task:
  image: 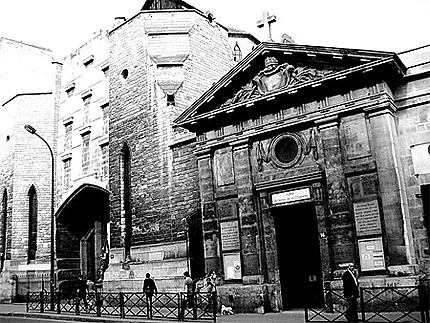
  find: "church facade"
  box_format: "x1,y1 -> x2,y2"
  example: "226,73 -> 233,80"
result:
1,0 -> 429,313
174,42 -> 430,311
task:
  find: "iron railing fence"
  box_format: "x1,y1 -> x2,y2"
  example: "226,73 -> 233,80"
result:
27,290 -> 217,322
305,280 -> 430,323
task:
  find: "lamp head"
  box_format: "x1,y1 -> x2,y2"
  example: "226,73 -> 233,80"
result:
24,124 -> 37,134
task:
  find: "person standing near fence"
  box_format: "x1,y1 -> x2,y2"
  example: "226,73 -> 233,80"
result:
142,273 -> 157,319
76,274 -> 89,312
342,263 -> 359,322
178,271 -> 196,321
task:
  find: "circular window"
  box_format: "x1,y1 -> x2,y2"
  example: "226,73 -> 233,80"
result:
121,69 -> 129,79
270,133 -> 302,168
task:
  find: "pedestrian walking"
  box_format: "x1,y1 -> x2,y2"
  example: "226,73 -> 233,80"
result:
342,263 -> 359,322
142,273 -> 157,319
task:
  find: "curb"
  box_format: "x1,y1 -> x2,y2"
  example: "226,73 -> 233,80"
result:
0,312 -> 155,323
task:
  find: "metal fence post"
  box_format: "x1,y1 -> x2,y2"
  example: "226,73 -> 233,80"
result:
26,292 -> 29,312
213,291 -> 217,322
119,292 -> 125,319
360,287 -> 365,323
56,292 -> 61,314
75,295 -> 80,315
96,291 -> 101,317
40,291 -> 44,313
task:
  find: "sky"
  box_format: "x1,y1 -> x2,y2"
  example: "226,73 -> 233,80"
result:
0,0 -> 429,57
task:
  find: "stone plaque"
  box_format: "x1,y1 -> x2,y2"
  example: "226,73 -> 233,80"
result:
214,147 -> 235,186
353,200 -> 382,236
342,114 -> 371,160
358,237 -> 386,271
271,188 -> 311,205
220,221 -> 240,251
411,143 -> 430,175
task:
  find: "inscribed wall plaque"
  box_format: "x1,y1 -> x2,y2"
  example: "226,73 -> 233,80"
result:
220,221 -> 240,251
353,200 -> 382,236
411,143 -> 430,175
213,147 -> 235,186
342,114 -> 371,160
271,188 -> 311,205
358,237 -> 386,271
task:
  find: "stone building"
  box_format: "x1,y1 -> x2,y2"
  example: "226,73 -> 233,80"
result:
54,29 -> 110,284
174,42 -> 430,311
105,0 -> 247,290
0,0 -> 259,302
0,38 -> 61,301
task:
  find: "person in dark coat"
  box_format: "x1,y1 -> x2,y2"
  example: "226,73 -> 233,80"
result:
142,273 -> 157,319
76,274 -> 88,311
342,263 -> 359,322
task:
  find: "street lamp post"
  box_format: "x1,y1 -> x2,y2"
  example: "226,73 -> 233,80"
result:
24,124 -> 55,310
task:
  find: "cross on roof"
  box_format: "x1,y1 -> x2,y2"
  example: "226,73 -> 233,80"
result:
257,12 -> 277,42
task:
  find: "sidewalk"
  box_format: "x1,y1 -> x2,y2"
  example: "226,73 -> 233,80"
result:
0,302 -> 305,322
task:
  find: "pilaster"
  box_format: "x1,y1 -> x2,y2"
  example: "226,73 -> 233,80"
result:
317,116 -> 356,268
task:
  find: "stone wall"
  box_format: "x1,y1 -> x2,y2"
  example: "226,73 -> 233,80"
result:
108,10 -> 233,257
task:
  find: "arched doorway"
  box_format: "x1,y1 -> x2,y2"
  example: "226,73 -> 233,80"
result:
55,184 -> 109,284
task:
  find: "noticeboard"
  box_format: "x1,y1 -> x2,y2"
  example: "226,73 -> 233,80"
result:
223,252 -> 242,280
358,237 -> 386,272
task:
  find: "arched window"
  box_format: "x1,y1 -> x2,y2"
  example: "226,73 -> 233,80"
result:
233,42 -> 242,62
1,189 -> 7,272
28,186 -> 38,262
121,144 -> 132,262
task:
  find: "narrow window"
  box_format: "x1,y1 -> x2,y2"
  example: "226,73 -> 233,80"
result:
1,190 -> 7,272
82,94 -> 92,125
82,133 -> 90,174
121,144 -> 132,262
64,123 -> 73,150
101,103 -> 109,135
28,186 -> 37,262
233,42 -> 242,62
63,159 -> 71,190
101,144 -> 109,181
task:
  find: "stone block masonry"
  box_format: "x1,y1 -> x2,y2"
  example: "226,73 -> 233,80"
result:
108,9 -> 234,256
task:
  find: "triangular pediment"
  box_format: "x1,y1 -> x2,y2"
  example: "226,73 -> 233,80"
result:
174,42 -> 405,129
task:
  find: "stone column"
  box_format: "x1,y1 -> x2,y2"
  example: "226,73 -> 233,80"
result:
317,116 -> 356,268
196,149 -> 221,273
366,107 -> 415,266
231,139 -> 262,282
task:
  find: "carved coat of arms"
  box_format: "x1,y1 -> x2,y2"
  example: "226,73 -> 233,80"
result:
222,56 -> 331,107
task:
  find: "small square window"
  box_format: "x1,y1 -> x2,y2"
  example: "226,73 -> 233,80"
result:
83,55 -> 94,68
101,65 -> 109,77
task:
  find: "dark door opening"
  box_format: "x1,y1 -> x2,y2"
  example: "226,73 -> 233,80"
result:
421,185 -> 430,247
187,211 -> 205,279
274,202 -> 324,309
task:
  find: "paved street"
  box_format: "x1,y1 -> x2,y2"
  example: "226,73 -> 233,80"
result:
0,303 -> 305,323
